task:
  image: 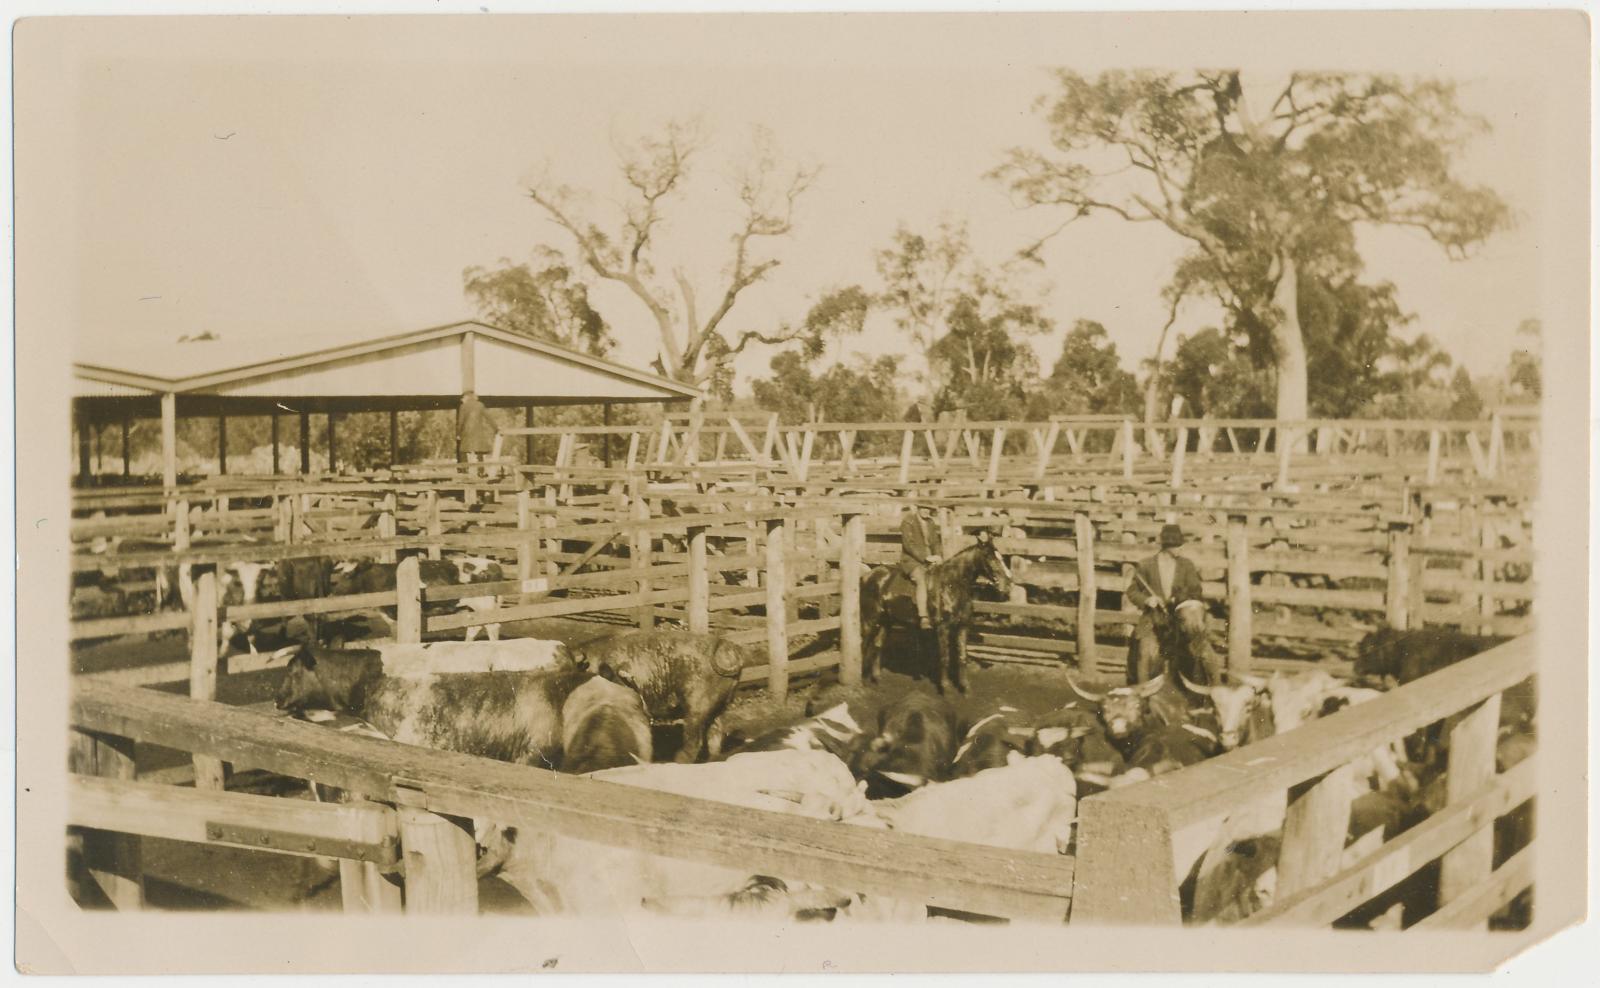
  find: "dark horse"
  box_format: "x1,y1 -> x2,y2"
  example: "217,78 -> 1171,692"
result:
860,529 -> 1013,695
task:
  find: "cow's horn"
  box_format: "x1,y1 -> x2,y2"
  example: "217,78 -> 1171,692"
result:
1180,672 -> 1213,697
876,770 -> 928,789
1138,674 -> 1167,698
269,645 -> 301,664
1064,674 -> 1105,704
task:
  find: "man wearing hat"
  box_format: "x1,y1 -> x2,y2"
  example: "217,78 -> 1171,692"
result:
899,501 -> 943,629
456,389 -> 497,477
1125,523 -> 1221,686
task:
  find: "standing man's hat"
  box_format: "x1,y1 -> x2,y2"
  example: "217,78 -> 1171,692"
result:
1159,524 -> 1185,548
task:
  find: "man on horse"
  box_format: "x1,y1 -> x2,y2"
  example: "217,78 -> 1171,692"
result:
899,501 -> 943,629
1126,524 -> 1222,687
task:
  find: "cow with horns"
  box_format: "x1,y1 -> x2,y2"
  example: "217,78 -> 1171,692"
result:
1065,674 -> 1171,746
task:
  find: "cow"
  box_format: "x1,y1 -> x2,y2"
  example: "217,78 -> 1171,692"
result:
1026,704 -> 1125,782
484,749 -> 876,917
1264,669 -> 1339,734
1180,673 -> 1274,751
1064,673 -> 1169,744
852,691 -> 960,797
724,702 -> 866,764
873,752 -> 1078,857
949,707 -> 1034,780
269,556 -> 335,644
446,554 -> 508,644
218,561 -> 274,654
560,676 -> 653,775
1126,722 -> 1220,777
569,630 -> 747,764
642,875 -> 853,922
804,683 -> 879,732
1353,628 -> 1511,687
272,642 -> 590,769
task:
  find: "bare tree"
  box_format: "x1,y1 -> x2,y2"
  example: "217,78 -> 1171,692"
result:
524,121 -> 820,393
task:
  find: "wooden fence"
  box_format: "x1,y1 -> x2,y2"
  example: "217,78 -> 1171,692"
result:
1071,633 -> 1537,928
68,677 -> 1076,919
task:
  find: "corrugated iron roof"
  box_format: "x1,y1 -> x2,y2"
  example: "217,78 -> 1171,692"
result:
72,320 -> 700,401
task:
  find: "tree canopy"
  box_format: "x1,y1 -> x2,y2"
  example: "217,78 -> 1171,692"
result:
993,71 -> 1510,423
463,246 -> 615,356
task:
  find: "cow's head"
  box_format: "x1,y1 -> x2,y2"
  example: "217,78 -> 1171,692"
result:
454,555 -> 504,584
272,644 -> 330,712
1264,670 -> 1336,734
1068,674 -> 1165,740
1182,672 -> 1268,750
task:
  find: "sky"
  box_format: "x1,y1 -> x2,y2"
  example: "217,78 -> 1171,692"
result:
19,12 -> 1573,397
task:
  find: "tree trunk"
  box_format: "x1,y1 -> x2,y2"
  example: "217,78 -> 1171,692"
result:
1272,252 -> 1309,450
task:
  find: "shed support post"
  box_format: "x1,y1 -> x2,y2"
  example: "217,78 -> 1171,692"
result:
121,414 -> 131,478
389,409 -> 399,467
327,413 -> 338,475
217,414 -> 228,475
77,409 -> 93,485
299,410 -> 311,474
524,405 -> 534,464
603,402 -> 613,468
270,412 -> 280,475
161,391 -> 178,490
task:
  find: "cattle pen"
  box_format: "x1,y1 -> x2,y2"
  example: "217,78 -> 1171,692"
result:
66,412 -> 1538,929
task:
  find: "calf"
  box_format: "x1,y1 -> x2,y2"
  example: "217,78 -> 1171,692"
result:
1026,704 -> 1123,780
1127,722 -> 1219,777
219,561 -> 274,654
560,676 -> 653,774
571,630 -> 747,764
270,557 -> 334,644
852,691 -> 960,797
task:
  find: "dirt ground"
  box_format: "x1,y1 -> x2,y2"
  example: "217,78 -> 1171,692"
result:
72,610 -> 1096,913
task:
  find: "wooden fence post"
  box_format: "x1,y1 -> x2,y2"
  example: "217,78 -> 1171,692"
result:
1277,764 -> 1356,900
1276,428 -> 1294,490
688,524 -> 709,635
765,517 -> 789,699
340,795 -> 404,914
1386,520 -> 1413,631
1121,420 -> 1136,480
1170,427 -> 1188,488
68,730 -> 144,910
838,513 -> 864,686
1487,413 -> 1504,478
1478,513 -> 1496,636
1437,694 -> 1502,928
189,571 -> 226,791
173,498 -> 191,550
1075,513 -> 1097,671
425,489 -> 442,560
1426,428 -> 1442,485
274,496 -> 292,543
897,429 -> 914,485
986,427 -> 1005,486
1226,514 -> 1252,676
397,808 -> 478,914
395,555 -> 423,644
632,491 -> 653,630
379,491 -> 397,563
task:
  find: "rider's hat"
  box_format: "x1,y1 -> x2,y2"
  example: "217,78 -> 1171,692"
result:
1159,524 -> 1185,548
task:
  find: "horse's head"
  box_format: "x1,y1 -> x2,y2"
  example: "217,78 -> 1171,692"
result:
970,529 -> 1013,598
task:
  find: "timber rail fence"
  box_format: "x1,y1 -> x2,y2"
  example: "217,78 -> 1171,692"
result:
1072,633 -> 1537,929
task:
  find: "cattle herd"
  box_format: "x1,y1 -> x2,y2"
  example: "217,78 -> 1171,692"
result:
257,574 -> 1530,925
